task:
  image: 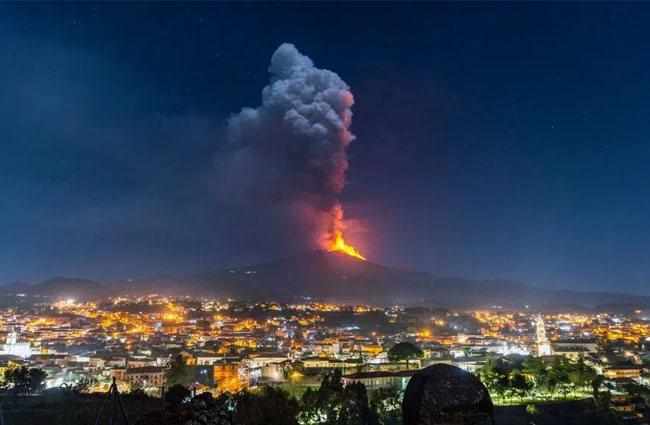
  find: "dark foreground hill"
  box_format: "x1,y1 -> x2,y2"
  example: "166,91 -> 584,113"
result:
2,250 -> 649,308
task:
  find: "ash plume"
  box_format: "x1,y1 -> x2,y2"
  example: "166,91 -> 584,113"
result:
215,43 -> 357,252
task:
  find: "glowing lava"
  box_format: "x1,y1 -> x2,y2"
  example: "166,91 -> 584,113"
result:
328,229 -> 366,260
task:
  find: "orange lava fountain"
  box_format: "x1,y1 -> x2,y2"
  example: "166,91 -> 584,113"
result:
328,229 -> 366,260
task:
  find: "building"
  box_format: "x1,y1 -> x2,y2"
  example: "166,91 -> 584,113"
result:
127,357 -> 155,368
603,365 -> 641,380
125,366 -> 164,388
1,332 -> 32,358
342,370 -> 416,391
551,339 -> 597,360
248,353 -> 288,368
195,353 -> 223,366
89,354 -> 127,369
452,356 -> 488,373
534,315 -> 552,357
214,361 -> 248,393
611,394 -> 635,414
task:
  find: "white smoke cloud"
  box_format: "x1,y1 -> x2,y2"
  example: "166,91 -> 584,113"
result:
215,43 -> 357,251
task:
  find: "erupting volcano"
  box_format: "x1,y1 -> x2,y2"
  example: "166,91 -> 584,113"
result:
323,205 -> 366,260
328,230 -> 366,260
221,43 -> 367,259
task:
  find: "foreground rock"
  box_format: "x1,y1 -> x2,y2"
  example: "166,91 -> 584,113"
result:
402,364 -> 494,425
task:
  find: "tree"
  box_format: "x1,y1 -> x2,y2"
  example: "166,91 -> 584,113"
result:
165,384 -> 191,404
234,387 -> 299,425
300,369 -> 344,425
337,381 -> 378,425
73,376 -> 98,393
164,354 -> 191,387
623,382 -> 650,399
509,370 -> 532,402
548,357 -> 572,399
522,355 -> 548,399
4,366 -> 47,395
591,375 -> 605,397
568,355 -> 596,397
522,355 -> 545,381
387,342 -> 423,369
27,368 -> 47,395
128,381 -> 146,397
596,338 -> 614,357
594,390 -> 612,415
370,388 -> 402,425
299,387 -> 323,425
5,366 -> 28,395
479,356 -> 510,402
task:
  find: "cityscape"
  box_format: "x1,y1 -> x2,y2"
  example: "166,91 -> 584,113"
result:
0,290 -> 649,423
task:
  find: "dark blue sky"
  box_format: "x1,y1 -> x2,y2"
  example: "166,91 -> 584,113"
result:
1,3 -> 649,294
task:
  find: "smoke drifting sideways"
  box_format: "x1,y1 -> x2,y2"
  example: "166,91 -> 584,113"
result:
214,43 -> 360,256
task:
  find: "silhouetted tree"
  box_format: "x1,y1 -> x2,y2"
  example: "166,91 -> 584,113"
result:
509,370 -> 532,401
234,387 -> 299,425
73,376 -> 98,393
4,366 -> 47,395
568,355 -> 596,396
164,354 -> 191,387
166,384 -> 191,404
479,356 -> 510,402
369,387 -> 402,425
337,381 -> 378,425
387,342 -> 423,369
591,375 -> 605,397
548,357 -> 572,399
300,369 -> 344,425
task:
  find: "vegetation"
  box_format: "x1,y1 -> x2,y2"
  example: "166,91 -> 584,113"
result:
3,366 -> 47,395
370,388 -> 402,425
525,403 -> 539,416
166,384 -> 191,404
72,376 -> 98,393
0,365 -> 632,425
233,387 -> 300,425
298,369 -> 402,425
164,353 -> 192,387
479,354 -> 599,404
387,342 -> 424,369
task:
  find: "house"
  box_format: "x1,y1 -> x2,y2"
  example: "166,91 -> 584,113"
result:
452,356 -> 488,373
342,370 -> 417,391
248,352 -> 288,368
214,361 -> 248,393
125,366 -> 164,388
603,365 -> 642,380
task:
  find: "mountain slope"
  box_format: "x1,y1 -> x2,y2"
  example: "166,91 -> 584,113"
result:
190,250 -> 650,307
2,250 -> 648,308
0,277 -> 101,300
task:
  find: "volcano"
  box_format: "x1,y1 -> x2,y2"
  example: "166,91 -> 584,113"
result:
188,250 -> 536,305
188,250 -> 650,308
192,250 -> 390,301
3,250 -> 650,308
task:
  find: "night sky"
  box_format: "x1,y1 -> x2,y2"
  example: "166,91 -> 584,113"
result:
1,3 -> 649,294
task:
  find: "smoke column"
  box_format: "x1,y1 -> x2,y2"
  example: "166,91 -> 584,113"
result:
217,43 -> 361,254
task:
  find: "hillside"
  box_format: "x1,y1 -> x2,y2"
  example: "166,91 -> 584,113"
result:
189,250 -> 650,307
2,250 -> 648,308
